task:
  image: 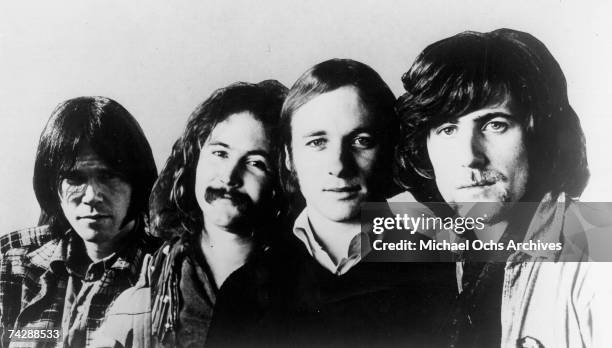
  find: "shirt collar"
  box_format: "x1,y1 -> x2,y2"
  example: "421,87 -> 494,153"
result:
27,233 -> 67,272
27,221 -> 146,280
506,192 -> 580,262
292,209 -> 369,275
444,192 -> 571,262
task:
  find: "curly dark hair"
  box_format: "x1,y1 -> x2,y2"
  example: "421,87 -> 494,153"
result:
396,28 -> 589,202
150,80 -> 288,240
34,96 -> 158,235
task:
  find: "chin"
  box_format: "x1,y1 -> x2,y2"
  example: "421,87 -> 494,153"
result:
451,201 -> 513,225
74,230 -> 105,244
321,205 -> 360,223
448,186 -> 510,202
208,215 -> 237,227
210,211 -> 256,229
72,224 -> 98,237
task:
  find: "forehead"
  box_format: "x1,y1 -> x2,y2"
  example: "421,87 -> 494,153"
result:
291,86 -> 376,136
435,94 -> 515,125
204,111 -> 271,151
71,143 -> 110,171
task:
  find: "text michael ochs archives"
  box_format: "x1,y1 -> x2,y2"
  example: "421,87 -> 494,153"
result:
370,214 -> 562,252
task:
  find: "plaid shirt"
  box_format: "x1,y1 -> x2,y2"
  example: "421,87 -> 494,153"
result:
0,223 -> 159,348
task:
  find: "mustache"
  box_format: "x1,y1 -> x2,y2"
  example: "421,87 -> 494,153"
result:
459,170 -> 507,188
204,187 -> 252,210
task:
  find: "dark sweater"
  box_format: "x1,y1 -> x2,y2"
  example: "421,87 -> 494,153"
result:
207,233 -> 456,348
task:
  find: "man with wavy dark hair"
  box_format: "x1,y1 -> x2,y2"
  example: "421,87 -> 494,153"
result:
97,80 -> 287,348
0,97 -> 159,348
395,29 -> 610,347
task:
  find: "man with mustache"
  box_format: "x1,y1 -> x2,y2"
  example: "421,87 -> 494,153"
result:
395,29 -> 611,347
96,81 -> 287,348
207,59 -> 455,347
0,97 -> 159,348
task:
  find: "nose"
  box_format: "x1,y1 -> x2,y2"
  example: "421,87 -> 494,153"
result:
218,159 -> 243,187
327,141 -> 356,178
456,128 -> 488,169
81,180 -> 103,205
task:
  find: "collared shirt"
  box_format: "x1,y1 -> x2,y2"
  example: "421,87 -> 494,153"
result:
0,223 -> 157,348
96,231 -> 259,348
453,193 -> 612,348
61,236 -> 126,348
293,209 -> 373,275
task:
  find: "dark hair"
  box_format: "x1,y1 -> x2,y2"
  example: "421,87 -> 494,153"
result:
34,96 -> 158,234
396,28 -> 589,201
150,80 -> 288,239
280,58 -> 399,214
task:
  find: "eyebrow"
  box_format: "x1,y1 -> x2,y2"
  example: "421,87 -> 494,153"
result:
300,131 -> 327,138
300,126 -> 376,139
347,126 -> 376,136
206,141 -> 230,148
245,150 -> 272,161
69,161 -> 112,171
474,112 -> 514,122
442,111 -> 514,125
61,166 -> 119,179
206,141 -> 271,160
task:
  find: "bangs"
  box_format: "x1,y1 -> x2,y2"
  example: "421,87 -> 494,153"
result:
402,31 -> 528,128
435,78 -> 510,125
411,62 -> 513,128
55,115 -> 132,180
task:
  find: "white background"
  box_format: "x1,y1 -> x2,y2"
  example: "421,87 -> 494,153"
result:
1,0 -> 610,233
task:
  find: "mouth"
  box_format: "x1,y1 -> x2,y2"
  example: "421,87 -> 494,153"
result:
324,185 -> 361,193
77,214 -> 111,220
458,182 -> 497,189
323,185 -> 362,200
213,192 -> 244,204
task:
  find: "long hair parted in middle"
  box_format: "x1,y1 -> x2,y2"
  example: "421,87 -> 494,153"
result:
150,80 -> 288,240
34,96 -> 157,235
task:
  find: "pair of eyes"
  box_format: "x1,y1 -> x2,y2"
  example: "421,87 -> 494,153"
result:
304,134 -> 375,149
433,119 -> 512,137
62,171 -> 125,186
209,150 -> 269,172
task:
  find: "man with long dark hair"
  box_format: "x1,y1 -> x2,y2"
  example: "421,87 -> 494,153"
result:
395,29 -> 611,347
0,97 -> 159,348
97,80 -> 287,348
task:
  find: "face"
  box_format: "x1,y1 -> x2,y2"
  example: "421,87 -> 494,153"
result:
288,86 -> 383,223
426,95 -> 529,220
195,112 -> 273,231
59,144 -> 133,246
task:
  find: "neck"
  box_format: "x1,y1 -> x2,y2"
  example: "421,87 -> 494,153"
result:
307,208 -> 361,264
200,222 -> 254,288
83,220 -> 134,262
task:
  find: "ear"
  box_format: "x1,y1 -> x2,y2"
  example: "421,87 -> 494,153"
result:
284,146 -> 292,171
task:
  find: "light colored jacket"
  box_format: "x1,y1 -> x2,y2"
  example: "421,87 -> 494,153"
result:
500,193 -> 612,348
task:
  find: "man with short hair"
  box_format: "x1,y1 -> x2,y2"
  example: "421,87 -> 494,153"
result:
0,97 -> 159,348
395,28 -> 612,347
97,80 -> 287,348
208,59 -> 455,347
